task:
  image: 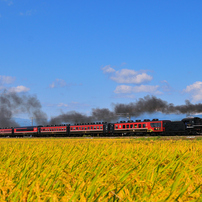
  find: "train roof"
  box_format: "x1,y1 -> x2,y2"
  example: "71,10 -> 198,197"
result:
117,119 -> 170,123
182,117 -> 201,121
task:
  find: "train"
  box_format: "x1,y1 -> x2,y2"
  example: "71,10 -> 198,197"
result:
0,117 -> 202,137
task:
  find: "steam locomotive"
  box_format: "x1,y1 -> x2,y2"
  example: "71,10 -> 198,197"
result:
0,117 -> 202,137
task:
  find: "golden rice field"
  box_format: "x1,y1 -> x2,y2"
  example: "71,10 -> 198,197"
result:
0,138 -> 202,201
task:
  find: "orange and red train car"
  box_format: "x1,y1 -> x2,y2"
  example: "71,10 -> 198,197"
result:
0,117 -> 201,137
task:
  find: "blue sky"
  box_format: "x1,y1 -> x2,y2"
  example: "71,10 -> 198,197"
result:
1,0 -> 202,121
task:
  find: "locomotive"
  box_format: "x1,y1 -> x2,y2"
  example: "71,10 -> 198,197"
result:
0,117 -> 202,137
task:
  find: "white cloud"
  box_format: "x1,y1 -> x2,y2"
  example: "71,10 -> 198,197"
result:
0,75 -> 15,84
56,101 -> 89,109
184,81 -> 202,102
8,86 -> 30,93
114,85 -> 160,94
160,80 -> 172,92
19,9 -> 36,16
102,65 -> 116,73
111,70 -> 152,84
102,65 -> 152,84
49,79 -> 67,88
58,103 -> 68,107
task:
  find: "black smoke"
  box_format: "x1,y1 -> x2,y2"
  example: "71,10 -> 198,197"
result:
0,90 -> 47,127
49,108 -> 117,125
49,95 -> 202,125
114,95 -> 202,116
1,92 -> 202,127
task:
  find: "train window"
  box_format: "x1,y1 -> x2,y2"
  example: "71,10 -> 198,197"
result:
76,127 -> 78,130
97,126 -> 99,129
82,127 -> 83,130
134,124 -> 137,128
115,125 -> 118,129
88,127 -> 90,130
57,128 -> 58,131
91,126 -> 93,129
143,124 -> 146,128
100,126 -> 103,129
150,123 -> 161,127
79,127 -> 81,130
94,126 -> 96,129
138,124 -> 141,128
73,127 -> 75,130
127,125 -> 129,128
119,125 -> 121,128
48,128 -> 49,131
130,125 -> 133,128
123,125 -> 125,128
85,127 -> 87,130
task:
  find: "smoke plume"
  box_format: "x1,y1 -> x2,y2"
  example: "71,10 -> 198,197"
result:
1,91 -> 202,127
49,95 -> 202,124
0,90 -> 47,127
114,95 -> 202,116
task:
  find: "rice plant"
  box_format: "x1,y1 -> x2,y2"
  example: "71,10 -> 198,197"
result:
0,138 -> 201,201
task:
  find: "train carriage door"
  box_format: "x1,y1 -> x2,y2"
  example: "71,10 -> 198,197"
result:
66,125 -> 70,136
108,123 -> 114,135
103,123 -> 107,135
38,127 -> 41,135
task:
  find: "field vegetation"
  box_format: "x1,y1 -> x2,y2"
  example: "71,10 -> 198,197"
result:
0,137 -> 202,201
